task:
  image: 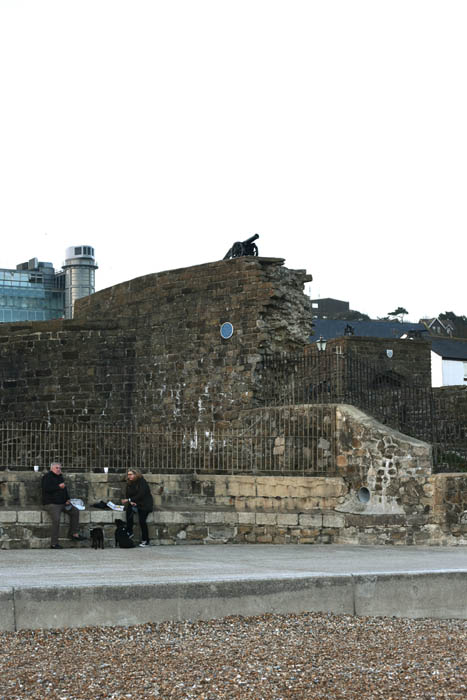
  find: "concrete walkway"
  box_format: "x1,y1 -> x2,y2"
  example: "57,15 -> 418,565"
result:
2,544 -> 467,631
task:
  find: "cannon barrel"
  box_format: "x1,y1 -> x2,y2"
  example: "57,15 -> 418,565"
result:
243,233 -> 259,245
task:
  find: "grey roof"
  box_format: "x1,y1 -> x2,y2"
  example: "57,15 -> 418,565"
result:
430,338 -> 467,360
310,319 -> 428,341
309,320 -> 467,360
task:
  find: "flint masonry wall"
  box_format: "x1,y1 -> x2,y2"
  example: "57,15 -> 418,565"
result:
0,257 -> 312,425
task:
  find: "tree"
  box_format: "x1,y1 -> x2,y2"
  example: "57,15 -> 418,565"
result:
388,307 -> 408,323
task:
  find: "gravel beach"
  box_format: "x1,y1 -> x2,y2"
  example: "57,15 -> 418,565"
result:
1,612 -> 466,699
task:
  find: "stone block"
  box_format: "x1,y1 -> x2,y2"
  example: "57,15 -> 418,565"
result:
277,514 -> 299,527
18,511 -> 41,524
226,477 -> 256,498
180,511 -> 205,524
0,511 -> 17,523
160,511 -> 197,524
257,534 -> 273,543
238,512 -> 255,525
322,513 -> 346,528
215,497 -> 234,509
299,514 -> 322,527
255,477 -> 284,498
186,526 -> 208,540
212,478 -> 228,497
272,535 -> 287,544
256,513 -> 276,525
88,511 -> 115,523
223,512 -> 239,524
205,526 -> 237,542
204,512 -> 225,524
244,532 -> 257,543
29,538 -> 49,549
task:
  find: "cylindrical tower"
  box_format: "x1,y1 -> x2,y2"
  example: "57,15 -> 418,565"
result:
62,245 -> 98,319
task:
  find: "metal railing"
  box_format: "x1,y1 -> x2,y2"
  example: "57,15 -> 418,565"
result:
0,406 -> 338,476
258,349 -> 467,471
1,351 -> 465,474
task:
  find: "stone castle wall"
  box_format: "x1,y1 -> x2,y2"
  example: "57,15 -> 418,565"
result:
0,257 -> 312,425
0,320 -> 137,423
1,256 -> 467,548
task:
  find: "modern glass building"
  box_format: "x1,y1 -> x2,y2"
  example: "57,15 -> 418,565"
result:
0,246 -> 97,322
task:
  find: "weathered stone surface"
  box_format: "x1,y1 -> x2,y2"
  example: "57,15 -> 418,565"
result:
256,513 -> 277,525
277,514 -> 299,526
334,405 -> 433,518
238,512 -> 255,525
0,258 -> 313,426
17,511 -> 41,524
322,513 -> 345,528
1,402 -> 466,548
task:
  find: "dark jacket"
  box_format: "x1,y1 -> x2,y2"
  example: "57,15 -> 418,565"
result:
42,470 -> 69,505
125,476 -> 153,512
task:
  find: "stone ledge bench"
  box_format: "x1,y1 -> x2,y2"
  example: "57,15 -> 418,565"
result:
2,506 -> 455,548
0,506 -> 340,549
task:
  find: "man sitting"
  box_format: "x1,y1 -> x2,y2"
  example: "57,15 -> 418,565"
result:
42,462 -> 86,549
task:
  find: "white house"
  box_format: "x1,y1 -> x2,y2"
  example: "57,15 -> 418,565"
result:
431,339 -> 467,387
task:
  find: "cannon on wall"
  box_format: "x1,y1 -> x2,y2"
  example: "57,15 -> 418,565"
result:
223,234 -> 259,260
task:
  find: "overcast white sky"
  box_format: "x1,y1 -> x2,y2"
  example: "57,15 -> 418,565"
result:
0,1 -> 465,322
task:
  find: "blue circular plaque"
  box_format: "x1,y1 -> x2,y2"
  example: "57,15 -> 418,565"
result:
220,322 -> 234,339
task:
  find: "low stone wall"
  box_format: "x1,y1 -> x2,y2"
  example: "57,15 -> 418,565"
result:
0,506 -> 340,549
2,470 -> 467,548
1,405 -> 466,548
0,471 -> 346,512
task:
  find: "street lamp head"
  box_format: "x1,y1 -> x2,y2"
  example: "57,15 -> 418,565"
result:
316,336 -> 327,352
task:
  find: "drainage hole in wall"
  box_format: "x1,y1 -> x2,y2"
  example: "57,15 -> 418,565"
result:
358,487 -> 371,503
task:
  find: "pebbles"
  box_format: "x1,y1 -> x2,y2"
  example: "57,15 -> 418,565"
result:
1,612 -> 466,699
